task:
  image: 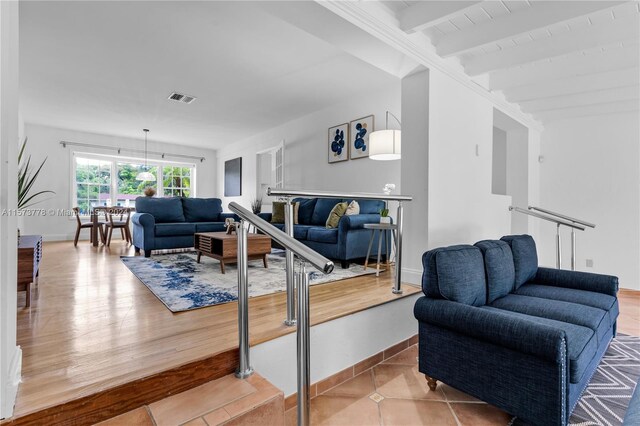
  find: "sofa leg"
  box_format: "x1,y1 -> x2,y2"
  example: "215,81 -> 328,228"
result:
341,260 -> 349,269
144,250 -> 151,258
425,375 -> 438,391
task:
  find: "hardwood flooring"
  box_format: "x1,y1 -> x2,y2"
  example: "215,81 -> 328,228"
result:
9,240 -> 420,422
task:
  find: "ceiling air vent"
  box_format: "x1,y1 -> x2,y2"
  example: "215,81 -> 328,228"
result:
168,92 -> 196,104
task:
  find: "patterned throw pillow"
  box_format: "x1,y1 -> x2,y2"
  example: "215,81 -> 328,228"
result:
345,200 -> 360,216
325,202 -> 348,229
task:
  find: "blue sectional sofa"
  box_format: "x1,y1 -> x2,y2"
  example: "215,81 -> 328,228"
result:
414,234 -> 619,426
132,197 -> 235,257
261,197 -> 389,268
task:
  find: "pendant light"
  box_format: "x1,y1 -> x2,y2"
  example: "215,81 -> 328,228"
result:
136,128 -> 156,181
369,111 -> 401,161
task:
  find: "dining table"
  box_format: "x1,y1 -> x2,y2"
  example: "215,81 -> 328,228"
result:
91,206 -> 136,247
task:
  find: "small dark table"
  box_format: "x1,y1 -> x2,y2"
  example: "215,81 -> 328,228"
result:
194,232 -> 271,274
18,235 -> 42,307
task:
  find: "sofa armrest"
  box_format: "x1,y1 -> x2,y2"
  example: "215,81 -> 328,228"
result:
534,267 -> 618,297
414,297 -> 567,363
258,213 -> 272,223
219,212 -> 239,222
338,214 -> 382,232
132,212 -> 155,228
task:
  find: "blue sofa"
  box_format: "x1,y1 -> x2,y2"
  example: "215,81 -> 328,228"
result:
132,197 -> 236,257
414,234 -> 619,426
262,198 -> 389,268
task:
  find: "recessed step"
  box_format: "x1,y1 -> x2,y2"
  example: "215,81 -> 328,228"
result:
97,373 -> 283,426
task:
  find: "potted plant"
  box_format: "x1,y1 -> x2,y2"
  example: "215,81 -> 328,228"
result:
251,197 -> 262,215
379,208 -> 390,224
18,138 -> 55,240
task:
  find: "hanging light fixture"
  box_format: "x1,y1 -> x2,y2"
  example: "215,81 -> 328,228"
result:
136,128 -> 156,181
369,111 -> 401,161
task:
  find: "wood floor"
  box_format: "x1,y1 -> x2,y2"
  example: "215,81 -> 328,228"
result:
10,240 -> 420,422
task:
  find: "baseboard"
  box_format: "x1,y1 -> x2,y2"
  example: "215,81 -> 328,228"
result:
39,234 -> 73,242
0,346 -> 22,420
402,267 -> 422,285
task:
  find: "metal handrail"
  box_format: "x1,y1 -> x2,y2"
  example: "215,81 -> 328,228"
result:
528,206 -> 596,228
267,187 -> 413,201
229,202 -> 334,273
510,207 -> 585,231
228,202 -> 333,426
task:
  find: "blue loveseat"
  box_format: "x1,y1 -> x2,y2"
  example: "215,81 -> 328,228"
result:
132,197 -> 236,257
262,197 -> 389,268
414,234 -> 619,426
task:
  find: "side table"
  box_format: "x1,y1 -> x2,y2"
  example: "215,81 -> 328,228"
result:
18,235 -> 43,307
363,223 -> 397,277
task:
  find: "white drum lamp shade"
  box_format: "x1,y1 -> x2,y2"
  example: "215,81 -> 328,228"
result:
369,129 -> 401,161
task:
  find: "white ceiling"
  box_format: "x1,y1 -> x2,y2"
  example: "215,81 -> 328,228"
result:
19,1 -> 398,149
380,0 -> 640,123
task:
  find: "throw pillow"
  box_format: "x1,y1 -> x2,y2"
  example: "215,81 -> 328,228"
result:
326,202 -> 348,229
271,202 -> 285,223
271,201 -> 300,224
345,200 -> 360,216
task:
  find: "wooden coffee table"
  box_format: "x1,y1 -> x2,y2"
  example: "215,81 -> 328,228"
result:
194,232 -> 271,274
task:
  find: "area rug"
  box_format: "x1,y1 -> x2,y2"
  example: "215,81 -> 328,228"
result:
568,334 -> 640,426
121,251 -> 383,312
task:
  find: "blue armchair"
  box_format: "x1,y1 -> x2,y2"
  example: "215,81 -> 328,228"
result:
414,235 -> 619,426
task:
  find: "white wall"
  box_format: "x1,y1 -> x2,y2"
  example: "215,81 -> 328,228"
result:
506,128 -> 529,234
1,1 -> 21,418
427,69 -> 512,250
492,127 -> 507,196
539,113 -> 640,289
215,84 -> 401,211
20,124 -> 217,240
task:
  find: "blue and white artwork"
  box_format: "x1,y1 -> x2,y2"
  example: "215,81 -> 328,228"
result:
328,123 -> 349,163
349,115 -> 374,159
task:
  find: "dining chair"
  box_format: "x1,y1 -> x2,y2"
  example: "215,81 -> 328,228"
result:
73,207 -> 105,246
104,208 -> 132,246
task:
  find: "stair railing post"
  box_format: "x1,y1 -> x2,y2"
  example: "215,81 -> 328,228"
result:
571,228 -> 576,271
235,220 -> 253,379
393,202 -> 403,294
296,260 -> 311,426
284,198 -> 296,326
556,223 -> 562,270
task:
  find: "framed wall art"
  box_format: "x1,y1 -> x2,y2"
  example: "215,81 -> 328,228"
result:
349,115 -> 374,160
328,123 -> 349,163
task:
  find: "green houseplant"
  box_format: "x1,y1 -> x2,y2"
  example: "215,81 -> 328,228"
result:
379,208 -> 390,224
18,138 -> 55,209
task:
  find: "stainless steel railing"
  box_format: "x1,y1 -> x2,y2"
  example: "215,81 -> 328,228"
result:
267,188 -> 413,326
228,202 -> 333,426
510,206 -> 595,270
528,206 -> 595,271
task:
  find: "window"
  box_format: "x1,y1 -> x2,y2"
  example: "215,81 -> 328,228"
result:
72,153 -> 196,213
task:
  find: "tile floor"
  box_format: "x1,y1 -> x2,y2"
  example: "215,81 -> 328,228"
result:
285,345 -> 513,426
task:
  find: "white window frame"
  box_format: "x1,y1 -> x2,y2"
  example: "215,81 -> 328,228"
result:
71,151 -> 197,215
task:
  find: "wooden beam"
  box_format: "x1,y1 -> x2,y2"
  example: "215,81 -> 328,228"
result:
533,99 -> 639,122
464,14 -> 640,75
503,68 -> 640,102
398,1 -> 482,34
438,1 -> 624,57
520,85 -> 640,113
489,45 -> 639,90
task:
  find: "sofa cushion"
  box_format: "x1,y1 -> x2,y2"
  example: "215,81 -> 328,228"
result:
136,197 -> 185,223
195,222 -> 226,233
311,198 -> 343,226
326,202 -> 348,229
515,283 -> 619,329
181,198 -> 222,222
347,199 -> 385,215
271,201 -> 286,223
500,234 -> 538,289
155,222 -> 196,237
481,306 -> 598,384
474,240 -> 516,303
307,227 -> 338,244
490,294 -> 611,346
422,245 -> 486,307
293,198 -> 317,225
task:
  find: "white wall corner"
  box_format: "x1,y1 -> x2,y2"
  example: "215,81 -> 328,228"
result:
402,267 -> 423,286
1,346 -> 22,420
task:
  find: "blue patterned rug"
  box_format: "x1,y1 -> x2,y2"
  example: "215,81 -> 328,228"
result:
121,251 -> 382,312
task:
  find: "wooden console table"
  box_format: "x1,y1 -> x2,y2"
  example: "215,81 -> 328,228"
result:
18,235 -> 42,307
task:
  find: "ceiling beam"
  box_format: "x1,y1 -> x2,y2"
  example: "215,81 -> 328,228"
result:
533,99 -> 639,122
398,1 -> 482,34
464,14 -> 640,76
503,68 -> 640,102
489,46 -> 639,90
520,86 -> 639,113
438,1 -> 624,57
